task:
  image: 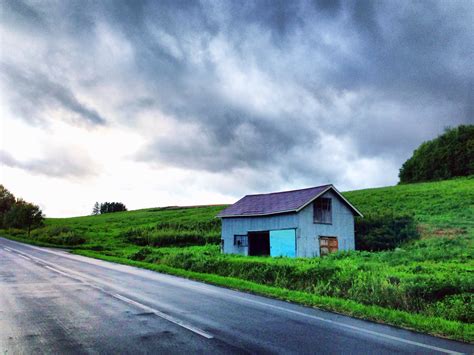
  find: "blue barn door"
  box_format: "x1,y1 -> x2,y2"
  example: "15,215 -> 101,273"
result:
270,229 -> 296,257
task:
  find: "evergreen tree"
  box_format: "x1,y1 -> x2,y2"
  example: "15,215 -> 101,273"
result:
92,202 -> 100,215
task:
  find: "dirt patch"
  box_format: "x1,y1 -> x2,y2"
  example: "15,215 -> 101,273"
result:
418,224 -> 467,239
432,228 -> 467,236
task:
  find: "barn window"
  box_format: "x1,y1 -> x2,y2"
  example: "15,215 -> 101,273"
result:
313,198 -> 332,224
234,235 -> 248,247
319,236 -> 338,256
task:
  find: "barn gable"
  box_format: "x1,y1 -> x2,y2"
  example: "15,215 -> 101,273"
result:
218,185 -> 362,218
218,184 -> 362,258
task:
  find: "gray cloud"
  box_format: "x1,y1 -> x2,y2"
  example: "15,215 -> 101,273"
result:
1,0 -> 472,191
131,1 -> 472,181
0,65 -> 106,126
0,0 -> 48,32
137,112 -> 310,173
0,150 -> 98,179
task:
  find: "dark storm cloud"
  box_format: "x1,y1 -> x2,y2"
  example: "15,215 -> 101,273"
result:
137,111 -> 310,172
130,0 -> 472,177
1,0 -> 472,187
0,0 -> 47,31
0,0 -> 104,126
0,65 -> 106,125
0,151 -> 97,178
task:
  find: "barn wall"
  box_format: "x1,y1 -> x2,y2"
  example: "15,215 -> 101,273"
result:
221,213 -> 298,255
221,189 -> 356,257
297,190 -> 355,257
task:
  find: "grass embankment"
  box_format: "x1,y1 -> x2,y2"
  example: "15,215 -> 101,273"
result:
345,177 -> 473,230
2,177 -> 473,342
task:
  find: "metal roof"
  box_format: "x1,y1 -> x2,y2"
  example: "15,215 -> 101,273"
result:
217,184 -> 363,218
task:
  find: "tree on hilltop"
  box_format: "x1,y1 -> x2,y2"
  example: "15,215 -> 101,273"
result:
97,202 -> 127,214
399,125 -> 474,183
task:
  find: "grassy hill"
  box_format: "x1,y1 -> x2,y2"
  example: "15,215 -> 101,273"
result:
44,205 -> 226,250
2,177 -> 473,342
23,175 -> 473,248
345,177 -> 473,230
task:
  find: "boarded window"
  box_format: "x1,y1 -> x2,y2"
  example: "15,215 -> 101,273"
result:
319,236 -> 338,256
313,198 -> 332,224
234,235 -> 248,247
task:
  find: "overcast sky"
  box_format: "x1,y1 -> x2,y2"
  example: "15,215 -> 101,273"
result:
0,0 -> 472,217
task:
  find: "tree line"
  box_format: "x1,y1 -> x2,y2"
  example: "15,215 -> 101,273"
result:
0,185 -> 44,236
92,201 -> 127,215
399,124 -> 473,184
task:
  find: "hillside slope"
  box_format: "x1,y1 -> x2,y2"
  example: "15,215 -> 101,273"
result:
44,204 -> 226,249
6,177 -> 471,249
44,176 -> 473,242
344,176 -> 474,230
2,177 -> 473,342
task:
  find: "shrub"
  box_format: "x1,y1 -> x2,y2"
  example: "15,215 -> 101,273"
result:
5,228 -> 26,237
30,226 -> 86,246
56,231 -> 86,246
121,227 -> 220,247
130,247 -> 154,261
355,214 -> 419,251
87,245 -> 107,251
155,220 -> 220,232
426,294 -> 474,323
47,226 -> 72,236
131,242 -> 471,323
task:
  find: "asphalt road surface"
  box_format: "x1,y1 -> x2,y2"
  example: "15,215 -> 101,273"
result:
0,237 -> 472,354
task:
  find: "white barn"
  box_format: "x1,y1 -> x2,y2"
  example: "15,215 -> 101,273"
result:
217,184 -> 363,258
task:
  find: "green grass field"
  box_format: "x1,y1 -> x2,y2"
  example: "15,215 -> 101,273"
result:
2,177 -> 473,342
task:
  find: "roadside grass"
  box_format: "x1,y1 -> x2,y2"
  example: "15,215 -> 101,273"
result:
73,236 -> 473,327
1,177 -> 473,342
73,249 -> 474,343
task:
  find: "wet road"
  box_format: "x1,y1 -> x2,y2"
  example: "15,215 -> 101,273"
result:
0,237 -> 472,354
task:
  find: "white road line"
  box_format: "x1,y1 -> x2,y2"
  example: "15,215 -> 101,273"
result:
43,265 -> 114,295
1,241 -> 463,353
44,265 -> 78,279
112,293 -> 214,339
4,247 -> 12,252
145,282 -> 466,354
214,293 -> 463,354
0,282 -> 83,288
17,254 -> 31,261
6,245 -> 214,340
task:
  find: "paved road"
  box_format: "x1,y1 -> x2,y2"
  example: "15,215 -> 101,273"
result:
0,237 -> 472,354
